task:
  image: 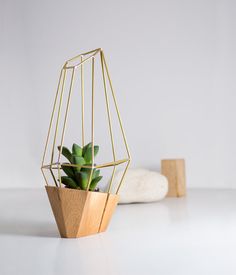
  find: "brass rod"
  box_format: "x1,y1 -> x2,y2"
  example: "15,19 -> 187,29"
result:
42,158 -> 129,170
64,50 -> 100,69
50,68 -> 67,165
115,160 -> 130,194
41,167 -> 49,185
100,51 -> 116,162
94,158 -> 129,168
41,163 -> 59,169
49,167 -> 58,187
58,68 -> 76,186
80,55 -> 85,147
86,57 -> 95,191
103,53 -> 131,160
98,194 -> 110,232
107,166 -> 116,193
57,164 -> 62,188
41,69 -> 63,169
67,48 -> 101,63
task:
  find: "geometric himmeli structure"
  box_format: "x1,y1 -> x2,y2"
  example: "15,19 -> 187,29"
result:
41,48 -> 131,237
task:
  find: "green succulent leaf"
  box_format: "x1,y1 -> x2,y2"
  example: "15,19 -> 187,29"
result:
81,164 -> 92,173
72,155 -> 86,172
80,166 -> 99,180
84,145 -> 99,163
61,176 -> 78,189
58,142 -> 102,191
61,163 -> 75,178
84,147 -> 92,163
89,176 -> 103,191
58,146 -> 72,163
92,169 -> 100,179
75,171 -> 88,190
72,143 -> 82,157
82,142 -> 91,157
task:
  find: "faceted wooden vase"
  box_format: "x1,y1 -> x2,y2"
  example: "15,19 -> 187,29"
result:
45,186 -> 119,238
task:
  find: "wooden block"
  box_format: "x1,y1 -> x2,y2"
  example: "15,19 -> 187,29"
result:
161,159 -> 186,197
45,186 -> 118,238
99,193 -> 119,233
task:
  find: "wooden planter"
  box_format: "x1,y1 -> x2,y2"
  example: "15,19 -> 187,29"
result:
45,186 -> 119,238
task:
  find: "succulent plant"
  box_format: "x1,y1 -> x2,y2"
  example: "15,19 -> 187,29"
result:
57,142 -> 102,191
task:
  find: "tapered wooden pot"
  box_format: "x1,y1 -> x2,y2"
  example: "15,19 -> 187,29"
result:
45,186 -> 119,238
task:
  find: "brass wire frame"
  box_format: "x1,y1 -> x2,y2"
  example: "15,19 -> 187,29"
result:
41,48 -> 131,194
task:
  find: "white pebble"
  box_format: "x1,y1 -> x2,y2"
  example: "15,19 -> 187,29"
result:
111,168 -> 168,203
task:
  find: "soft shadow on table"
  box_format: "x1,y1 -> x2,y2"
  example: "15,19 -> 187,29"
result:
0,219 -> 59,238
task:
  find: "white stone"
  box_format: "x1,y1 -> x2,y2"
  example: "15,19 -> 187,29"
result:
111,168 -> 168,203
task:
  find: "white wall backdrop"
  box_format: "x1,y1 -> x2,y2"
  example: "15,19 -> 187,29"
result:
1,0 -> 236,188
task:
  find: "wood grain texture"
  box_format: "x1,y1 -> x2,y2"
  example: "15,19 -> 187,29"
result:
99,194 -> 119,232
45,186 -> 118,238
161,159 -> 186,197
77,191 -> 107,237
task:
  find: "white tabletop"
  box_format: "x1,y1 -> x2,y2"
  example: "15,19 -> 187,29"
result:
0,188 -> 235,275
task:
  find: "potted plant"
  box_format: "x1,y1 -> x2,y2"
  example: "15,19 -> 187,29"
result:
41,48 -> 131,238
45,142 -> 119,238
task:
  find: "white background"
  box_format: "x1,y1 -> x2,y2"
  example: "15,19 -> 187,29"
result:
1,0 -> 236,188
